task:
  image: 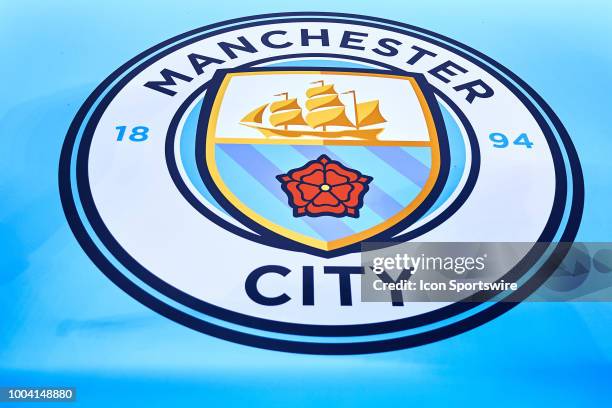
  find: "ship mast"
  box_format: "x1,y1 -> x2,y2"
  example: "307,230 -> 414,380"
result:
342,90 -> 359,130
310,80 -> 326,131
274,92 -> 289,130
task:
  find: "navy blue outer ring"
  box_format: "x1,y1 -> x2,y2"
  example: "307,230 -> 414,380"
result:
59,12 -> 584,354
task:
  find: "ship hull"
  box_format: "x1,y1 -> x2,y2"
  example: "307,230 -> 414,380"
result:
241,123 -> 383,140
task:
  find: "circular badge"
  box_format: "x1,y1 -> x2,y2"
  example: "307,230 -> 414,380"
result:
60,13 -> 583,354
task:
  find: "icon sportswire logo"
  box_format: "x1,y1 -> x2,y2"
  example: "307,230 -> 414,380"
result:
60,13 -> 583,354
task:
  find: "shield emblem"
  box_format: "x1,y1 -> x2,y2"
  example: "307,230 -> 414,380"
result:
198,67 -> 447,254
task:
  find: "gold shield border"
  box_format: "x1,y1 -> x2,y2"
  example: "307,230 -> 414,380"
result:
204,70 -> 441,251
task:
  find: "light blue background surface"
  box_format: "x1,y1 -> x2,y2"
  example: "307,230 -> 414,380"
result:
1,1 -> 611,406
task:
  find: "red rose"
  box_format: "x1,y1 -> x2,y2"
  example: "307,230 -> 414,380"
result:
277,155 -> 372,218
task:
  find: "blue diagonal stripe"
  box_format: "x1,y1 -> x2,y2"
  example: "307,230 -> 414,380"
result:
368,147 -> 431,188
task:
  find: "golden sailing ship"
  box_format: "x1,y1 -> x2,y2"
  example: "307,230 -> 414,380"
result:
240,80 -> 387,140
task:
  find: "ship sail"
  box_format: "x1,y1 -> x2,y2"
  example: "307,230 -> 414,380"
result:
306,84 -> 337,98
306,107 -> 354,128
241,95 -> 307,128
305,81 -> 355,129
305,94 -> 343,111
269,98 -> 300,113
269,109 -> 307,127
241,103 -> 268,124
355,100 -> 386,128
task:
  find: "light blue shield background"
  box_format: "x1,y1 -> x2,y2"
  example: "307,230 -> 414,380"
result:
1,1 -> 611,406
216,144 -> 434,241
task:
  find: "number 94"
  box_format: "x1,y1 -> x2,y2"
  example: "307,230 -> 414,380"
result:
489,132 -> 533,149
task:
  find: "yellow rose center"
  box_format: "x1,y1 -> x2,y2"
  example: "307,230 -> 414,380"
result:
320,184 -> 331,191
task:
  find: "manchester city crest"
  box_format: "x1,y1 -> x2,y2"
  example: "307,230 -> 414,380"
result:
60,13 -> 582,353
198,67 -> 448,255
